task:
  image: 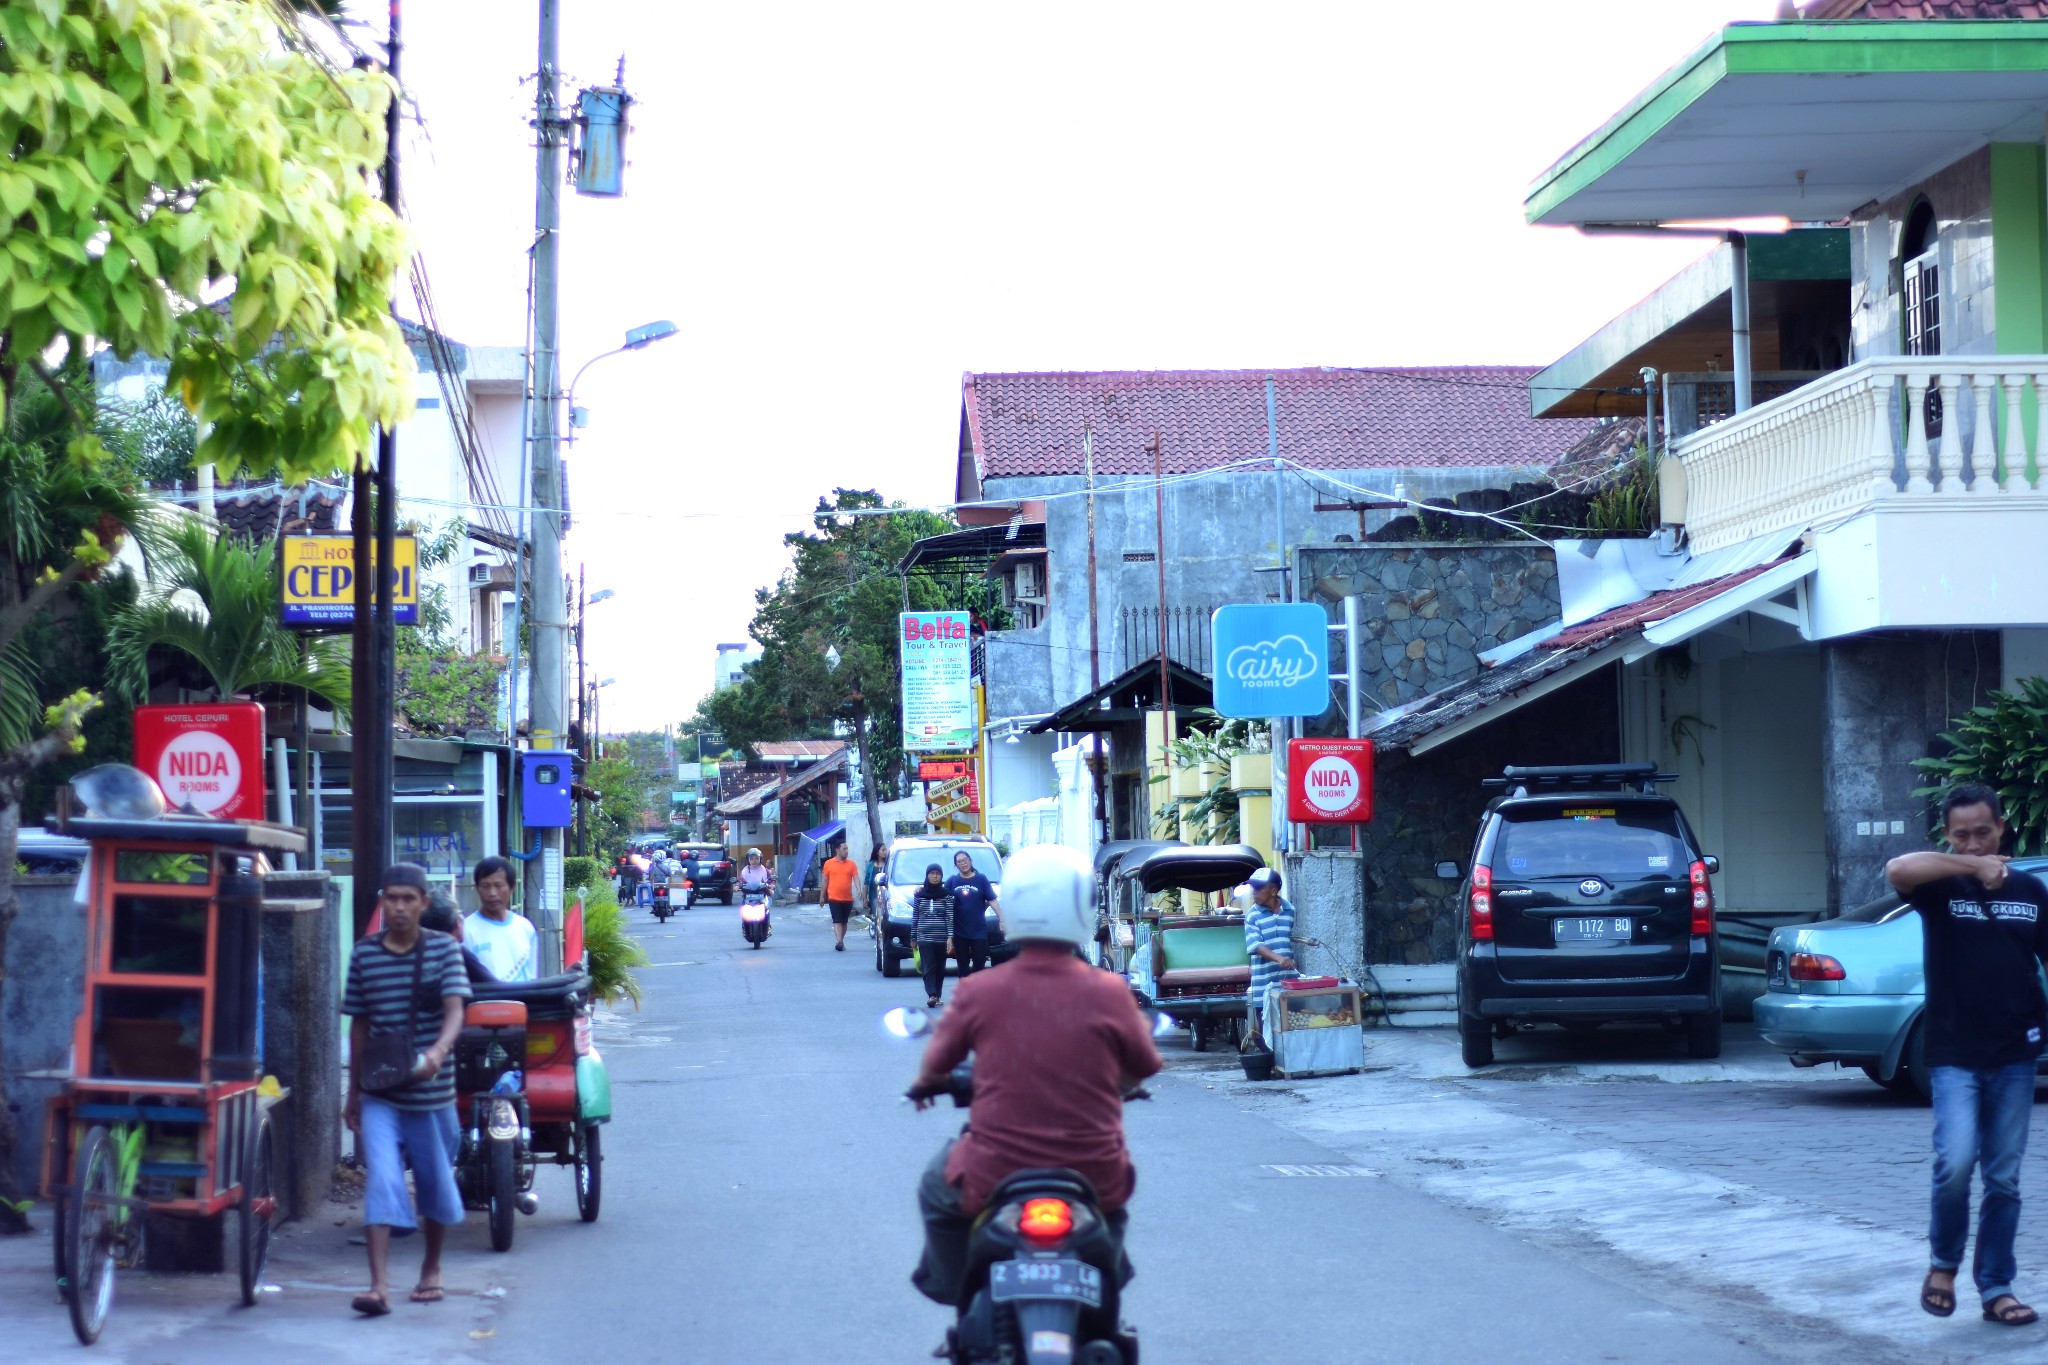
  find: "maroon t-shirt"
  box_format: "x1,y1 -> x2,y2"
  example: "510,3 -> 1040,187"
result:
922,946 -> 1163,1214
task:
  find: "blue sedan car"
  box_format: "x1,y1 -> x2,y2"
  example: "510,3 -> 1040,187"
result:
1754,856 -> 2048,1098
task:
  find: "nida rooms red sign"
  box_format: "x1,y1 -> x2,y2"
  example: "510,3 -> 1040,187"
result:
1286,738 -> 1374,824
133,702 -> 267,819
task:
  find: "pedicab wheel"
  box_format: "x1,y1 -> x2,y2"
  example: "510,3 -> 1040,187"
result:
67,1124 -> 119,1346
573,1122 -> 602,1223
237,1114 -> 277,1306
487,1135 -> 517,1252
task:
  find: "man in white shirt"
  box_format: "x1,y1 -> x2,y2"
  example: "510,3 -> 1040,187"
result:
462,855 -> 538,982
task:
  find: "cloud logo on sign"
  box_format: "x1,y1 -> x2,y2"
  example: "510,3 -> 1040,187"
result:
1225,635 -> 1317,690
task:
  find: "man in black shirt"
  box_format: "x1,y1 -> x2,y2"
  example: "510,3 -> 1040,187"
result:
1888,783 -> 2048,1328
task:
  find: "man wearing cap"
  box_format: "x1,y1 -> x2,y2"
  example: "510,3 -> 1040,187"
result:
1243,867 -> 1298,1046
343,863 -> 471,1317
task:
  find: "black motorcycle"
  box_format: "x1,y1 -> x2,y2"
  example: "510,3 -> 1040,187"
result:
909,1049 -> 1142,1365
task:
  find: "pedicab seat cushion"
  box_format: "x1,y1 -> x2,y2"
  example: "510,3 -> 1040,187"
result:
1155,923 -> 1252,987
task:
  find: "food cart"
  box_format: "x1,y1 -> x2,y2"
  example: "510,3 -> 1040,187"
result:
37,767 -> 300,1345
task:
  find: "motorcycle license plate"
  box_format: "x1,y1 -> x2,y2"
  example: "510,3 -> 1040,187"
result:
989,1259 -> 1102,1307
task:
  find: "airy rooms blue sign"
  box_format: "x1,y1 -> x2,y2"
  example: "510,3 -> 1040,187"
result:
1211,603 -> 1330,718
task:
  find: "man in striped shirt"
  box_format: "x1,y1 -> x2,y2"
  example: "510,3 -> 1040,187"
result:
1244,867 -> 1299,1045
344,863 -> 470,1316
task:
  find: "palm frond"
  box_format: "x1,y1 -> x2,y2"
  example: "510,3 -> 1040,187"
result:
0,633 -> 41,752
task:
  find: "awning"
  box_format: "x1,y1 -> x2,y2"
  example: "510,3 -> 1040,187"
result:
1530,231 -> 1848,419
899,521 -> 1047,575
1526,22 -> 2048,227
1368,553 -> 1816,756
790,818 -> 848,890
1028,656 -> 1214,735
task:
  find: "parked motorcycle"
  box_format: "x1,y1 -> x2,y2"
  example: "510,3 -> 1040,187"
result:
739,882 -> 771,948
889,1007 -> 1142,1365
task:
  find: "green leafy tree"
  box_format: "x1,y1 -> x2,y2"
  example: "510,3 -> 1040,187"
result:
394,520 -> 505,737
703,489 -> 1007,847
0,0 -> 412,1231
1914,677 -> 2048,853
107,517 -> 351,714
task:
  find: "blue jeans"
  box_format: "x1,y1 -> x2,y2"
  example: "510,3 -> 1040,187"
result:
360,1097 -> 465,1232
1929,1062 -> 2038,1304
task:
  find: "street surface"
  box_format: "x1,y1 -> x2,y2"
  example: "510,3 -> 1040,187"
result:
2,904 -> 2045,1362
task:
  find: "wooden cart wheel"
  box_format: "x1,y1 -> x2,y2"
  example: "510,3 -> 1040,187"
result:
66,1125 -> 118,1346
573,1122 -> 603,1223
237,1114 -> 277,1306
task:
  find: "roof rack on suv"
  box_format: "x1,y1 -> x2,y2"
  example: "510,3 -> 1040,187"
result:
1482,763 -> 1677,797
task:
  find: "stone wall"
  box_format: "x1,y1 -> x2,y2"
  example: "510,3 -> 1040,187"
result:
1358,673 -> 1623,964
1298,543 -> 1562,715
1821,632 -> 2001,910
1284,850 -> 1366,981
4,876 -> 84,1202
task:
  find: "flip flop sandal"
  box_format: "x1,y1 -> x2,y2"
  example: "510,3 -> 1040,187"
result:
1921,1272 -> 1956,1317
1984,1297 -> 2037,1326
410,1285 -> 445,1304
352,1293 -> 392,1317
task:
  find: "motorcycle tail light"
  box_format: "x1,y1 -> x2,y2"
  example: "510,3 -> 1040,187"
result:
1018,1198 -> 1073,1247
572,1015 -> 592,1057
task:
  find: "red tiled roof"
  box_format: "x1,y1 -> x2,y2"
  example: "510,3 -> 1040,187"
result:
1540,560 -> 1788,653
1802,1 -> 2048,16
961,368 -> 1597,482
213,486 -> 347,540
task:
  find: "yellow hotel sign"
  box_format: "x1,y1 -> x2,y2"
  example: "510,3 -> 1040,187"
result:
279,534 -> 419,630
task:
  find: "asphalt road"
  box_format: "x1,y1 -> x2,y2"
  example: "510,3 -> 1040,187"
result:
0,901 -> 1937,1363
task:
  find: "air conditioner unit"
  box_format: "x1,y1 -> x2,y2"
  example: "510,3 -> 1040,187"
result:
468,564 -> 493,587
1012,560 -> 1045,602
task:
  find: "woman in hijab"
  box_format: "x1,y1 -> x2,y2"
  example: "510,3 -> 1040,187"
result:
911,863 -> 955,1009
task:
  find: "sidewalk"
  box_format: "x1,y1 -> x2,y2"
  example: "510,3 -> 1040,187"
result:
0,1195 -> 512,1363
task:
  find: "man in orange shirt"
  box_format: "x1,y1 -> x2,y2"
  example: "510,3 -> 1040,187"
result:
821,839 -> 862,952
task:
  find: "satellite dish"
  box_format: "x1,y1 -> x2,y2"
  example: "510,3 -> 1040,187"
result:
72,764 -> 167,821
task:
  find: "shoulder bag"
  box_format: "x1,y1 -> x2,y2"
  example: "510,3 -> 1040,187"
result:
358,940 -> 427,1095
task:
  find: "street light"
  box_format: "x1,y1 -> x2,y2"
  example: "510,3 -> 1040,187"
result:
565,319 -> 679,442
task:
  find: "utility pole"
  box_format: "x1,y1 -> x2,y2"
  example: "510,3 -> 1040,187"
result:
349,0 -> 403,937
525,0 -> 567,969
575,564 -> 587,857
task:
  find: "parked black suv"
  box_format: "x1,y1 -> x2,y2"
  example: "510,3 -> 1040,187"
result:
674,842 -> 737,904
1440,763 -> 1722,1067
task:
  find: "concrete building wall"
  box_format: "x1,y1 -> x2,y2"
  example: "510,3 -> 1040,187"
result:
981,465 -> 1543,717
1849,146 -> 1994,362
1821,631 -> 2001,911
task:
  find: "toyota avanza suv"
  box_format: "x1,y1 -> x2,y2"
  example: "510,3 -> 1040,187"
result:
1440,764 -> 1722,1067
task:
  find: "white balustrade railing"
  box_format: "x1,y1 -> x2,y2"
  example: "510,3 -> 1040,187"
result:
1672,356 -> 2048,553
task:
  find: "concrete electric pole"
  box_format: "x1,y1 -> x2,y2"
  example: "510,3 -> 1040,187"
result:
525,0 -> 568,969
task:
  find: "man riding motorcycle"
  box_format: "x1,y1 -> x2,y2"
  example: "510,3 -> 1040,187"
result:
906,843 -> 1162,1307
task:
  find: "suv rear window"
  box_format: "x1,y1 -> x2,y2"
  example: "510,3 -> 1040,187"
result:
892,847 -> 1001,882
1492,804 -> 1689,883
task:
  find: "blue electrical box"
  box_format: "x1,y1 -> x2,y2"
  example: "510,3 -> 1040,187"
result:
522,751 -> 575,828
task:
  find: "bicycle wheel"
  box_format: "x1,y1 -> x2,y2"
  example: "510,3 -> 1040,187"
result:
67,1125 -> 119,1346
237,1114 -> 277,1306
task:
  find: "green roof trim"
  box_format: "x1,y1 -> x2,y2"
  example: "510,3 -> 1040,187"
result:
1526,21 -> 2048,226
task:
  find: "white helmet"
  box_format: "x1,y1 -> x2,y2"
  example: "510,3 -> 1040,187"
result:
999,843 -> 1094,948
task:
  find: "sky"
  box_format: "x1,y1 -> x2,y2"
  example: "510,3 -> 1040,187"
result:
390,0 -> 1783,733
